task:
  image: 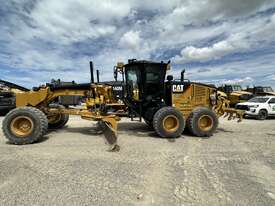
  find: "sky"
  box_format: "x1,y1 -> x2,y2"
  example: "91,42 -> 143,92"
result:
0,0 -> 275,88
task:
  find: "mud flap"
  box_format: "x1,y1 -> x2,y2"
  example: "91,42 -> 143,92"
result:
98,120 -> 120,152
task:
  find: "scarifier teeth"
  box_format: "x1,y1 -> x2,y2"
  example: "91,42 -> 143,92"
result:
228,113 -> 233,120
224,113 -> 229,118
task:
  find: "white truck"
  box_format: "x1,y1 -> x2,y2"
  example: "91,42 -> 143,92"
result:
236,96 -> 275,120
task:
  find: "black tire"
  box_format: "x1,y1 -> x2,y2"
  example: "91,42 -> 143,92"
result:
2,107 -> 48,145
187,107 -> 218,137
257,109 -> 268,120
47,105 -> 69,129
153,107 -> 185,138
41,111 -> 49,135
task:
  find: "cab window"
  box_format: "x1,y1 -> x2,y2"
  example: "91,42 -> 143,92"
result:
145,64 -> 163,83
268,98 -> 275,104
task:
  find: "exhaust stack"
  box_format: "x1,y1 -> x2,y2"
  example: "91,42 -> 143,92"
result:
90,61 -> 94,83
96,70 -> 100,83
181,69 -> 185,81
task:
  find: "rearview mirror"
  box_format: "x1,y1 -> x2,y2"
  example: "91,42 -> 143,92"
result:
167,64 -> 171,70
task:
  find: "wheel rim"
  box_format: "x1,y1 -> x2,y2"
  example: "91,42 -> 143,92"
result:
163,115 -> 179,132
198,115 -> 213,132
10,116 -> 34,137
48,114 -> 62,124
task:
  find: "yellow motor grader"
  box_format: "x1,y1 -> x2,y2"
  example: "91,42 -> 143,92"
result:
114,60 -> 243,138
2,60 -> 243,151
218,84 -> 253,106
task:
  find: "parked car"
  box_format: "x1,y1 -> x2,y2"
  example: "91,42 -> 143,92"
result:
236,96 -> 275,120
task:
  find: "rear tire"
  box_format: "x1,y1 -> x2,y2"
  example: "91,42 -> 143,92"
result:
257,109 -> 268,120
187,107 -> 218,137
47,105 -> 69,129
153,107 -> 185,138
2,107 -> 48,144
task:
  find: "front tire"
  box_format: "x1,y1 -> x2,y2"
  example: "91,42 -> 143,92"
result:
2,107 -> 48,144
187,107 -> 218,137
153,107 -> 185,138
257,109 -> 268,120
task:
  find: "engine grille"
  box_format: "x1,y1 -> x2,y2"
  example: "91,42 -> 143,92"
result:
195,85 -> 207,103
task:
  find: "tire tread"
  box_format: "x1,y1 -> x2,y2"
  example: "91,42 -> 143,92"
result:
186,107 -> 218,137
153,107 -> 185,138
2,107 -> 48,144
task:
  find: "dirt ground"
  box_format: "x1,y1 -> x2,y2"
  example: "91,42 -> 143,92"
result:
0,115 -> 274,206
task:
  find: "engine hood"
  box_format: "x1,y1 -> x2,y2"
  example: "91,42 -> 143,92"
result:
231,91 -> 252,96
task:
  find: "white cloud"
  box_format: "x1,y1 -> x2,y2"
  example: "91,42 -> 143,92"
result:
119,31 -> 141,50
182,52 -> 275,87
221,77 -> 253,85
173,41 -> 235,63
22,0 -> 133,45
172,13 -> 275,63
172,33 -> 250,63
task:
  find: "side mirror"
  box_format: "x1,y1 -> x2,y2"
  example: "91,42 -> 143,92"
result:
113,67 -> 118,81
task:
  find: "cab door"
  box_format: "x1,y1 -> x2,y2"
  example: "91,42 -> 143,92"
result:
268,97 -> 275,114
125,67 -> 141,102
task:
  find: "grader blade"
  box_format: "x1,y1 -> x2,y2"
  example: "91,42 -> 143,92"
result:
98,117 -> 120,152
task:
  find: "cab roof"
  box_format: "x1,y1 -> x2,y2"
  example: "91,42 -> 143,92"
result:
125,59 -> 168,66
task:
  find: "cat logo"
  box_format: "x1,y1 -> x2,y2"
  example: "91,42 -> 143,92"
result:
173,85 -> 184,93
113,86 -> 123,91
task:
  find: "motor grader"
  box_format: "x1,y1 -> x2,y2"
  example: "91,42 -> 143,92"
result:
114,59 -> 243,137
245,86 -> 275,96
218,84 -> 253,107
2,60 -> 243,151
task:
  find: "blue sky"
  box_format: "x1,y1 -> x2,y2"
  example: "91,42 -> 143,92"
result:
0,0 -> 275,88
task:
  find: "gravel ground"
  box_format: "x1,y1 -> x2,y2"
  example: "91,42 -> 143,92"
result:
0,115 -> 275,206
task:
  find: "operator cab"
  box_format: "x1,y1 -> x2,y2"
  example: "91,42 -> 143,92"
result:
124,59 -> 167,103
